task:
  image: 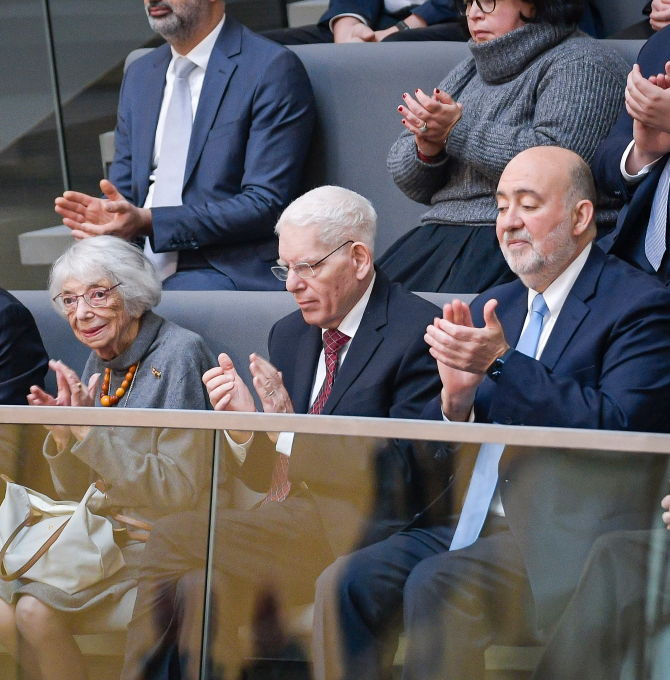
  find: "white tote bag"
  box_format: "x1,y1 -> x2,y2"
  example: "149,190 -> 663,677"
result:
0,478 -> 125,595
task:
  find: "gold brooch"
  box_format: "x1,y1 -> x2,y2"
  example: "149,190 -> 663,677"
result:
151,366 -> 162,378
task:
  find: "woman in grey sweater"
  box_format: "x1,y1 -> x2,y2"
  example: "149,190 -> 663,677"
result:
378,0 -> 628,293
0,237 -> 215,680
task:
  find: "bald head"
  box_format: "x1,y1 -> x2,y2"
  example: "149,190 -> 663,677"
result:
495,147 -> 597,291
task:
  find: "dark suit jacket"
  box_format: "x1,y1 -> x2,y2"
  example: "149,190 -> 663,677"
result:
0,290 -> 48,405
238,270 -> 443,555
109,17 -> 315,290
423,245 -> 670,628
318,0 -> 458,30
593,26 -> 670,284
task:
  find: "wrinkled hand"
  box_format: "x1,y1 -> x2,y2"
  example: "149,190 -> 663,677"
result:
55,179 -> 152,241
332,17 -> 375,43
662,494 -> 670,528
28,360 -> 99,450
203,353 -> 257,413
650,0 -> 670,31
397,88 -> 462,158
249,354 -> 294,415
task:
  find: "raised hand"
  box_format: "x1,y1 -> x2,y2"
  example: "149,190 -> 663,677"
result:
662,493 -> 670,528
55,179 -> 152,241
650,0 -> 670,31
397,88 -> 462,158
202,353 -> 256,413
249,354 -> 295,415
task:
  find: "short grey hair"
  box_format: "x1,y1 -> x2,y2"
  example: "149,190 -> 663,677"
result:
275,186 -> 377,256
49,236 -> 162,318
566,154 -> 598,237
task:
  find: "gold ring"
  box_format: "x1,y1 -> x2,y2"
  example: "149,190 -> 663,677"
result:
75,382 -> 82,389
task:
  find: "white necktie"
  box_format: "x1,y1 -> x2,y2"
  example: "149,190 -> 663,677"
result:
145,57 -> 197,281
645,157 -> 670,272
449,294 -> 550,551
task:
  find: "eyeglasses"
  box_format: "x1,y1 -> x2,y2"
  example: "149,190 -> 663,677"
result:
53,283 -> 122,313
461,0 -> 497,15
271,241 -> 354,282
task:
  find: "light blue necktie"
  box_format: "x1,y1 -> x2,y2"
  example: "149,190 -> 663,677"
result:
645,157 -> 670,272
449,293 -> 550,551
146,56 -> 197,280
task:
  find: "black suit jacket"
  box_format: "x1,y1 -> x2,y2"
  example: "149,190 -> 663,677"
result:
238,270 -> 443,555
0,290 -> 48,405
318,0 -> 458,30
593,26 -> 670,284
423,245 -> 670,628
109,16 -> 315,290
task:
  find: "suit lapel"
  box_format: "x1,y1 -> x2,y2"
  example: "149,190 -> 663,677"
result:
538,246 -> 605,371
320,274 -> 388,416
136,47 -> 171,204
183,17 -> 241,189
292,325 -> 322,414
498,281 -> 529,348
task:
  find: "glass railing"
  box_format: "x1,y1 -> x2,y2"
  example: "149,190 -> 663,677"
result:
0,406 -> 667,680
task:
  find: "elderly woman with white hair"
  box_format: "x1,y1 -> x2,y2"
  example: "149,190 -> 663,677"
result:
0,236 -> 215,680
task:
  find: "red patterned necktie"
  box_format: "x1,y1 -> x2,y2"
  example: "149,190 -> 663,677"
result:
263,328 -> 350,504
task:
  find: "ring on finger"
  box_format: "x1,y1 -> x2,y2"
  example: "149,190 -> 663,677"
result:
75,382 -> 82,389
267,389 -> 275,397
419,121 -> 428,134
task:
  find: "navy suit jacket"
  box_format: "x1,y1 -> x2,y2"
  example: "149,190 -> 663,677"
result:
0,290 -> 48,405
422,245 -> 670,627
318,0 -> 458,30
237,270 -> 443,555
593,26 -> 670,283
109,17 -> 315,290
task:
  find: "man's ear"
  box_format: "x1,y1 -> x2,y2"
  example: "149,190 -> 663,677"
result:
352,242 -> 373,280
572,199 -> 595,238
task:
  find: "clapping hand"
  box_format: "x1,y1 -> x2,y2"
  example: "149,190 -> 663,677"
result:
55,179 -> 152,241
203,353 -> 256,413
662,493 -> 670,528
397,88 -> 462,158
425,299 -> 509,421
28,360 -> 99,449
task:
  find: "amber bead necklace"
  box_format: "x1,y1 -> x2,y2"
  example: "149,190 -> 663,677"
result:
100,362 -> 139,407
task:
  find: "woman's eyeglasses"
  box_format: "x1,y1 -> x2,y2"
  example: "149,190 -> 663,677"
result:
53,283 -> 122,313
461,0 -> 497,15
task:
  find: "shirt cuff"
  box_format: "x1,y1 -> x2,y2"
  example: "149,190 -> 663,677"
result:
275,431 -> 295,456
329,13 -> 368,32
621,139 -> 664,184
224,430 -> 253,465
441,407 -> 476,423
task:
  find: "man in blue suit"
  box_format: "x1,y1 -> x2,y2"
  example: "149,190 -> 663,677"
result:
321,147 -> 670,680
594,25 -> 670,285
55,0 -> 315,291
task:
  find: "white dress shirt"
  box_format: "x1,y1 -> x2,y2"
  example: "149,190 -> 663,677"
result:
227,274 -> 377,463
143,16 -> 225,277
620,139 -> 664,184
444,243 -> 592,516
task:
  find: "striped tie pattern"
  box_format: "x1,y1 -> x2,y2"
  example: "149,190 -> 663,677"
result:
645,157 -> 670,272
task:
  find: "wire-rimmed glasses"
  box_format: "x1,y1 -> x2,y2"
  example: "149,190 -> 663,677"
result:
271,241 -> 354,281
53,283 -> 122,313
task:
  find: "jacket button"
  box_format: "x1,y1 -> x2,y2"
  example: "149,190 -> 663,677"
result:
504,416 -> 513,425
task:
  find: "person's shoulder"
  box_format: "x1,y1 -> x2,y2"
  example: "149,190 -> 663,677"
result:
0,289 -> 39,328
124,43 -> 170,79
272,307 -> 308,337
599,254 -> 670,308
153,317 -> 216,365
638,23 -> 670,65
386,282 -> 442,322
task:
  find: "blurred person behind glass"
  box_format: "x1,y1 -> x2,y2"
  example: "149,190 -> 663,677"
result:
0,236 -> 215,680
378,0 -> 628,294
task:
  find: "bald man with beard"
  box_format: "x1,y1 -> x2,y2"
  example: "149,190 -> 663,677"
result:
316,147 -> 670,680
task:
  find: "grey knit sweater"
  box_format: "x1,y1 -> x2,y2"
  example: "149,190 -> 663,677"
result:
387,22 -> 628,228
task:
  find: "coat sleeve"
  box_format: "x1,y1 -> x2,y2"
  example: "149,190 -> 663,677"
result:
149,49 -> 315,251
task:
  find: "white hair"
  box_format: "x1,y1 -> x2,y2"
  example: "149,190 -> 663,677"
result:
49,236 -> 162,318
275,186 -> 377,256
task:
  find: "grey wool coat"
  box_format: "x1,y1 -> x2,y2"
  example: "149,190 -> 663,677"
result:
0,312 -> 216,629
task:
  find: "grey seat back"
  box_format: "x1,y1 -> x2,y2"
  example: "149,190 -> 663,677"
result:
12,290 -> 473,396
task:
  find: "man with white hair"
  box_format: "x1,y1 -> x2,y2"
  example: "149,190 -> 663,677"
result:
54,0 -> 314,291
324,147 -> 670,680
120,186 -> 443,680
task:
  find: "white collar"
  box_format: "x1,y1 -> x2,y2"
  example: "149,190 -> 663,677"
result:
169,14 -> 225,71
324,273 -> 376,340
527,242 -> 592,320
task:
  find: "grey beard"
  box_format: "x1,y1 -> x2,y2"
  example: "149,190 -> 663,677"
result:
146,1 -> 207,43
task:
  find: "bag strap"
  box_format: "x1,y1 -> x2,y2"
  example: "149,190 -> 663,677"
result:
0,511 -> 70,582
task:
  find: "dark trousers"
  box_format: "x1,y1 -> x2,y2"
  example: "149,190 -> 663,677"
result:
334,518 -> 541,680
262,20 -> 467,45
531,529 -> 670,680
120,491 -> 334,680
162,267 -> 237,290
